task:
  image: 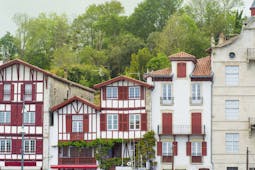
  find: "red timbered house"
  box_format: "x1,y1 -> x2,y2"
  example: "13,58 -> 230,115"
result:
93,76 -> 153,163
49,96 -> 98,170
0,59 -> 94,170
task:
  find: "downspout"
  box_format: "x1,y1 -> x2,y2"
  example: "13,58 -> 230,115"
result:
211,73 -> 214,170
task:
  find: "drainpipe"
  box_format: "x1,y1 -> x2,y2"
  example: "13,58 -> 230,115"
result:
211,73 -> 214,170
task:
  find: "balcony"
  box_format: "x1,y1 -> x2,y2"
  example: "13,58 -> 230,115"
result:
158,124 -> 205,135
160,97 -> 174,106
190,97 -> 203,105
247,48 -> 255,62
59,157 -> 96,164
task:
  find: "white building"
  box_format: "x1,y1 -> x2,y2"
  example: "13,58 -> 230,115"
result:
145,52 -> 213,170
211,2 -> 255,169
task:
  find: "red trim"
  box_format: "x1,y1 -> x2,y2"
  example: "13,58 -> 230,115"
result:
101,107 -> 145,111
157,141 -> 162,156
162,113 -> 172,134
35,104 -> 43,126
0,84 -> 3,100
102,87 -> 106,100
141,113 -> 147,131
202,141 -> 207,156
177,62 -> 186,78
186,142 -> 191,156
36,139 -> 43,154
66,115 -> 72,133
32,83 -> 36,101
20,84 -> 24,101
83,114 -> 89,132
11,84 -> 14,100
51,165 -> 97,168
173,141 -> 178,156
94,75 -> 153,89
100,114 -> 106,131
192,112 -> 202,134
5,161 -> 36,166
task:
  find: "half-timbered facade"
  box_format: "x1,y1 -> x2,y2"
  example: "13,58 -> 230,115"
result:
49,96 -> 98,170
145,52 -> 213,170
0,59 -> 94,170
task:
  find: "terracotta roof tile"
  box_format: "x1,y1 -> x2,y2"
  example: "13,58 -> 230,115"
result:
192,56 -> 212,77
169,52 -> 197,63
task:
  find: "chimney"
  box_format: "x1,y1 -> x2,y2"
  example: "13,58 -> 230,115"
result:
250,0 -> 255,16
218,32 -> 225,45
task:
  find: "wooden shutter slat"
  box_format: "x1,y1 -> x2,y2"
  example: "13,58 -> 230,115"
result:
11,84 -> 14,100
202,141 -> 207,156
173,141 -> 178,156
141,113 -> 147,131
192,113 -> 201,134
66,115 -> 72,133
20,84 -> 24,101
36,139 -> 43,154
35,104 -> 43,126
162,113 -> 172,134
186,142 -> 191,156
83,114 -> 89,132
157,141 -> 162,156
32,84 -> 36,101
100,114 -> 106,131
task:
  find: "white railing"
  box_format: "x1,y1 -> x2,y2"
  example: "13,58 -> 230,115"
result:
160,97 -> 174,106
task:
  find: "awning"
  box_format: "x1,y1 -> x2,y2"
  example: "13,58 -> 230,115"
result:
51,165 -> 97,168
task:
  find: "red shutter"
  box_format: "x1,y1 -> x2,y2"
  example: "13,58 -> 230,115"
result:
122,86 -> 128,100
12,139 -> 21,154
11,104 -> 22,126
20,84 -> 24,101
123,114 -> 129,131
36,139 -> 43,154
83,115 -> 89,132
119,114 -> 123,131
11,84 -> 14,100
140,86 -> 144,100
192,113 -> 201,134
141,113 -> 147,131
35,104 -> 43,126
177,63 -> 186,78
118,87 -> 123,100
173,141 -> 178,156
186,142 -> 191,156
32,84 -> 36,101
66,115 -> 72,133
162,113 -> 172,134
100,114 -> 106,131
202,141 -> 207,156
0,84 -> 3,101
157,141 -> 162,156
102,87 -> 106,100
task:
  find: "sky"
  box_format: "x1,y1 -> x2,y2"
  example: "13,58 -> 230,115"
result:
0,0 -> 253,37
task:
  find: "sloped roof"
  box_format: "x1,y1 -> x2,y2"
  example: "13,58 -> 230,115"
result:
144,68 -> 172,78
213,35 -> 239,48
94,75 -> 154,89
169,52 -> 197,63
191,56 -> 212,77
50,96 -> 99,112
0,59 -> 95,93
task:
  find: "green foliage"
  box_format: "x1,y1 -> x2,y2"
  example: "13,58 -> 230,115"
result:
146,53 -> 170,71
0,32 -> 18,60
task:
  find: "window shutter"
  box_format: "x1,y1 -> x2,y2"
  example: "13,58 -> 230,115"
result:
32,84 -> 36,101
83,114 -> 89,132
35,104 -> 42,126
123,114 -> 129,131
157,141 -> 162,156
173,141 -> 178,156
123,86 -> 128,100
100,114 -> 106,131
12,139 -> 21,154
20,84 -> 25,101
202,141 -> 207,156
0,84 -> 3,101
36,139 -> 43,154
140,86 -> 144,100
192,113 -> 201,134
186,142 -> 191,156
162,113 -> 172,134
66,115 -> 72,133
118,87 -> 124,100
119,114 -> 123,131
102,87 -> 106,100
177,63 -> 186,78
11,84 -> 14,100
11,104 -> 22,126
141,113 -> 147,131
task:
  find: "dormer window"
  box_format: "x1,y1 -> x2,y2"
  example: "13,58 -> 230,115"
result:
177,63 -> 186,78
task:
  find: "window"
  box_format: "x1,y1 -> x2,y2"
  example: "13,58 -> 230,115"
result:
23,112 -> 35,124
24,139 -> 35,153
225,66 -> 239,86
225,100 -> 239,120
177,62 -> 186,78
107,114 -> 118,130
106,87 -> 118,99
192,142 -> 202,156
72,115 -> 83,132
192,83 -> 201,100
0,139 -> 11,153
129,114 -> 140,130
162,142 -> 172,156
3,84 -> 11,101
129,86 -> 140,99
0,111 -> 10,124
161,84 -> 172,105
24,84 -> 32,101
227,167 -> 238,170
225,133 -> 239,153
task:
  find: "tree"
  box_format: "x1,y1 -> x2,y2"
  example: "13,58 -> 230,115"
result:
146,53 -> 170,71
0,32 -> 19,60
78,46 -> 107,66
127,0 -> 183,40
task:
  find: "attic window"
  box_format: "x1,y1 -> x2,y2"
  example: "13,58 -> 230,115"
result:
229,52 -> 235,59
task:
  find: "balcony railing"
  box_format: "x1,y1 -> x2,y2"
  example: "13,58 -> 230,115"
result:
247,48 -> 255,61
190,97 -> 203,105
158,124 -> 205,135
59,157 -> 96,164
160,97 -> 174,106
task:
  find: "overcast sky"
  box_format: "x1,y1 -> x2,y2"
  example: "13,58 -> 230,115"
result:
0,0 -> 253,37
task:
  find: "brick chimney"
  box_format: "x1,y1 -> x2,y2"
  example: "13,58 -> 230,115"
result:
250,0 -> 255,16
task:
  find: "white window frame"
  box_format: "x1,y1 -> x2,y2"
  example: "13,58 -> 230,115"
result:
129,86 -> 140,99
225,66 -> 239,86
192,83 -> 201,100
24,139 -> 35,154
225,100 -> 239,120
225,133 -> 239,153
129,114 -> 140,130
23,111 -> 35,124
107,114 -> 118,130
161,84 -> 172,105
3,84 -> 11,101
0,139 -> 11,153
162,142 -> 172,156
106,87 -> 118,99
72,115 -> 83,132
191,142 -> 202,156
0,111 -> 10,124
